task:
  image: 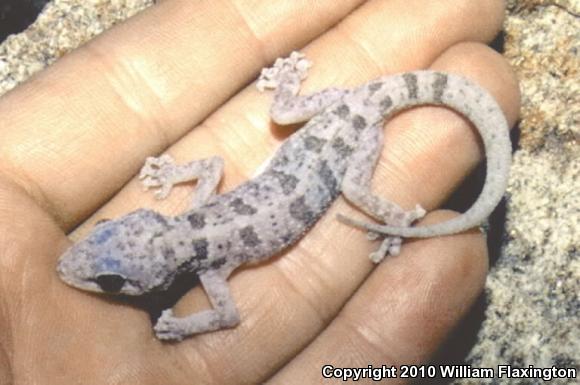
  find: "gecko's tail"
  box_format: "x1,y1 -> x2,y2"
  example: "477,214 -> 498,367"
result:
340,71 -> 511,238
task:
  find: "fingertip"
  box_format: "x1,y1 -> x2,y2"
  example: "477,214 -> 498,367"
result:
404,209 -> 489,292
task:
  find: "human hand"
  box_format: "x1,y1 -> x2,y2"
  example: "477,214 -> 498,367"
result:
0,1 -> 519,383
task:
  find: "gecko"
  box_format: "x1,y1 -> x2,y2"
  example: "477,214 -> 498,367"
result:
57,52 -> 511,341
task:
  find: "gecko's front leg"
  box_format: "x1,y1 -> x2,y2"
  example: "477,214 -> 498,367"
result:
257,51 -> 344,124
139,154 -> 224,208
154,269 -> 240,341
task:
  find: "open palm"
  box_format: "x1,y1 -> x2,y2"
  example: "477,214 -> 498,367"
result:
0,1 -> 518,384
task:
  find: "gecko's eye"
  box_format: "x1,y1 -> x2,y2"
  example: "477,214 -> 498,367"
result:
96,274 -> 126,293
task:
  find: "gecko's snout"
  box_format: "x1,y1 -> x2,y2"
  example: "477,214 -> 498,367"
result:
96,274 -> 126,293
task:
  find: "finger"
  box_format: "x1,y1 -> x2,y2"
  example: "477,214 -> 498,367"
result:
0,0 -> 365,229
268,211 -> 488,384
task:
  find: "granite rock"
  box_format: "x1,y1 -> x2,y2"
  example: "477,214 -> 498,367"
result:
455,1 -> 579,384
0,0 -> 153,94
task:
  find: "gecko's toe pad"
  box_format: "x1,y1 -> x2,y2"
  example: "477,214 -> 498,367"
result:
154,309 -> 185,341
257,51 -> 311,91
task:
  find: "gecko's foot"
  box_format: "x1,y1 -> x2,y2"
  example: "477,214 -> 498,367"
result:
154,308 -> 240,341
369,236 -> 403,263
139,154 -> 177,200
375,204 -> 424,261
407,204 -> 427,224
154,309 -> 185,341
338,203 -> 426,263
256,51 -> 311,92
340,213 -> 406,263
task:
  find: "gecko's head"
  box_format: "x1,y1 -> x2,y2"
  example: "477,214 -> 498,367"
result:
57,209 -> 178,296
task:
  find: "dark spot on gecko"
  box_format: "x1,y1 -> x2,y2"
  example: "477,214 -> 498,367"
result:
136,209 -> 169,227
271,154 -> 290,168
289,196 -> 315,225
207,319 -> 219,328
368,82 -> 383,93
243,182 -> 260,198
239,225 -> 261,247
333,104 -> 350,118
95,227 -> 115,244
352,115 -> 367,131
149,231 -> 164,243
192,238 -> 209,260
281,233 -> 293,244
210,258 -> 227,269
154,214 -> 169,227
303,135 -> 326,152
230,197 -> 257,215
432,72 -> 448,103
403,73 -> 418,99
187,212 -> 206,229
331,137 -> 354,158
234,253 -> 250,263
270,170 -> 299,194
380,95 -> 393,113
318,160 -> 339,196
163,247 -> 176,260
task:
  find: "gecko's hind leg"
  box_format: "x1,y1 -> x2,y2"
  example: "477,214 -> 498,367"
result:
154,269 -> 240,341
257,51 -> 344,124
139,154 -> 224,209
340,124 -> 425,263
